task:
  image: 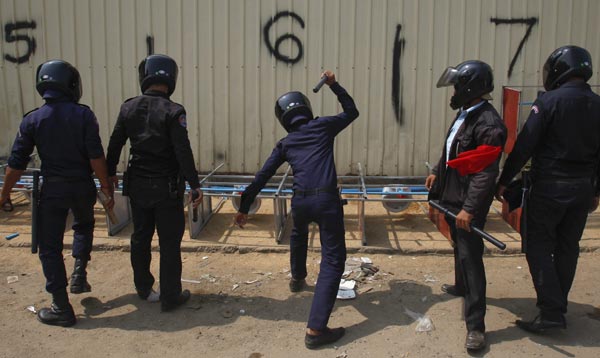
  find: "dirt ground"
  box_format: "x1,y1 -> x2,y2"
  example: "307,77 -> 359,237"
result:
1,247 -> 599,358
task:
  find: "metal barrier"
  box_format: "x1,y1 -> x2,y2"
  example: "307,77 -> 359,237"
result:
3,163 -> 428,246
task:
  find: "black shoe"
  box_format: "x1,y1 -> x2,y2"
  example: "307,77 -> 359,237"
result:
515,315 -> 566,333
465,330 -> 486,351
161,290 -> 191,312
305,327 -> 345,349
289,278 -> 306,293
441,284 -> 464,297
70,258 -> 91,294
37,303 -> 76,327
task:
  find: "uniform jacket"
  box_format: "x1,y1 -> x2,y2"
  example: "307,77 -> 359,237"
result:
106,90 -> 200,189
498,81 -> 600,192
431,101 -> 507,217
8,91 -> 104,178
239,82 -> 359,214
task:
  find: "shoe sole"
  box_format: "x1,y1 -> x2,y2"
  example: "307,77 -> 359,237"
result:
70,286 -> 91,294
37,316 -> 76,327
305,330 -> 345,349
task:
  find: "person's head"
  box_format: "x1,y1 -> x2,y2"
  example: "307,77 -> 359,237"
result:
35,59 -> 82,102
437,60 -> 494,110
138,54 -> 178,95
543,45 -> 592,91
274,91 -> 313,132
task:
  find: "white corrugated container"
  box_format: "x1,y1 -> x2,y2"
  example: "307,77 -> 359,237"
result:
0,0 -> 599,175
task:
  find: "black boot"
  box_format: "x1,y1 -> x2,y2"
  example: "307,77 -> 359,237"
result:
70,258 -> 91,294
37,291 -> 76,327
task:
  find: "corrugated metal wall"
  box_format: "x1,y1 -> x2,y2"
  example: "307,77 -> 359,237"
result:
1,0 -> 599,175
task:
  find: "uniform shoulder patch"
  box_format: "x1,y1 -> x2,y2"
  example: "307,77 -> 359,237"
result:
178,114 -> 187,128
531,105 -> 539,114
23,108 -> 39,118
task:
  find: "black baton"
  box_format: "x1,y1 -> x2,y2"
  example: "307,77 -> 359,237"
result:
429,200 -> 506,250
312,75 -> 328,93
191,190 -> 200,222
31,171 -> 40,254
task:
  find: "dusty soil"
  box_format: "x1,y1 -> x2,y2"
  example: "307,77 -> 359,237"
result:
1,247 -> 599,358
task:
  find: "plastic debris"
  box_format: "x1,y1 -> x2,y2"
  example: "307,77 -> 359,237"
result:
336,352 -> 348,358
339,279 -> 356,290
239,309 -> 246,315
232,284 -> 240,291
7,276 -> 18,284
244,279 -> 260,284
517,266 -> 523,270
360,257 -> 373,264
5,233 -> 19,240
336,289 -> 356,300
361,263 -> 379,276
404,308 -> 435,332
423,274 -> 438,283
202,256 -> 209,260
26,305 -> 36,314
181,278 -> 202,284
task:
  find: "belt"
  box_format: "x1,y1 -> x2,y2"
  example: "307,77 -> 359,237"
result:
43,176 -> 91,183
293,187 -> 338,197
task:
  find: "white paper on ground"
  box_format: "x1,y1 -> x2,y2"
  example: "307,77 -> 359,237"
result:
336,289 -> 356,300
339,279 -> 356,290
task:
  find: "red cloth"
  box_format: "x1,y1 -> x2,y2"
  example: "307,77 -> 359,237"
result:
447,145 -> 502,176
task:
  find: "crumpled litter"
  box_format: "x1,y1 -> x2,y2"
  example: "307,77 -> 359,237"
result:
404,308 -> 435,332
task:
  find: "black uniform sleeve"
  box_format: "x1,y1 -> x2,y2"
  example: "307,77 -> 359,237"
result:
7,116 -> 35,170
498,100 -> 547,186
239,142 -> 286,214
168,110 -> 200,189
106,108 -> 128,176
83,109 -> 105,160
318,82 -> 360,135
462,121 -> 507,215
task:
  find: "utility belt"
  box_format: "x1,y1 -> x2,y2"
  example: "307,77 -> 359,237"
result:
293,187 -> 339,197
43,176 -> 91,183
122,170 -> 182,199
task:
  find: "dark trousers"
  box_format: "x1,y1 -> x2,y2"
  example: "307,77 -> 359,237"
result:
290,192 -> 346,330
525,179 -> 593,320
38,180 -> 96,294
129,176 -> 185,304
446,215 -> 487,332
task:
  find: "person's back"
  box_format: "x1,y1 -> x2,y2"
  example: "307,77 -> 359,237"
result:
531,82 -> 600,179
279,95 -> 357,190
115,91 -> 186,178
24,93 -> 101,178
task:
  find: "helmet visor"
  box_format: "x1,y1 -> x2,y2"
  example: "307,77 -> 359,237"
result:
436,67 -> 460,88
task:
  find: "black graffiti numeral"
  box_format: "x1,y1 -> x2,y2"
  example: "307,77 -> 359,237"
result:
263,11 -> 305,64
392,24 -> 406,125
146,35 -> 154,56
490,17 -> 538,78
4,21 -> 37,64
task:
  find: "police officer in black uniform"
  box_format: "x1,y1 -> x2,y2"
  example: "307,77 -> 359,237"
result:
496,45 -> 600,333
106,54 -> 202,312
0,60 -> 114,327
426,60 -> 507,350
234,71 -> 358,349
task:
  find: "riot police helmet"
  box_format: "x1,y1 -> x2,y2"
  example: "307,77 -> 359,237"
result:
138,54 -> 178,95
437,60 -> 494,110
274,91 -> 313,132
543,45 -> 593,91
35,60 -> 82,102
